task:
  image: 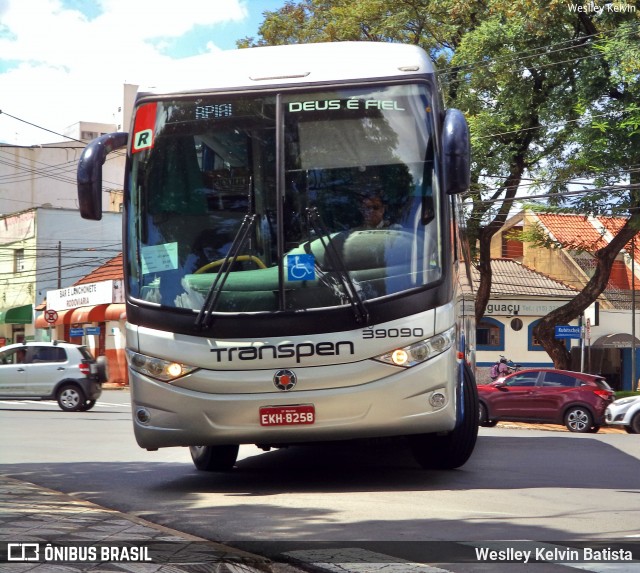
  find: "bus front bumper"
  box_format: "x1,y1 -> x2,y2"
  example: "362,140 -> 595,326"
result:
129,353 -> 460,450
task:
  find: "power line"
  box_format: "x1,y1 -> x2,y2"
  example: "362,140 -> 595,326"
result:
0,110 -> 88,145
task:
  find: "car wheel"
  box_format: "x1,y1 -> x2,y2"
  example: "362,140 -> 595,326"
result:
628,412 -> 640,434
78,399 -> 96,412
479,403 -> 498,427
408,363 -> 479,470
564,406 -> 593,433
57,384 -> 85,412
587,425 -> 600,433
189,445 -> 239,471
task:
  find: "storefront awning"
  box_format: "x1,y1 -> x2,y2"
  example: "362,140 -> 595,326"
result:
35,304 -> 126,328
0,304 -> 33,324
70,305 -> 107,324
592,333 -> 640,349
104,303 -> 126,321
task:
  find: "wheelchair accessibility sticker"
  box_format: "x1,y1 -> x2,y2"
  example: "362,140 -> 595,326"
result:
287,254 -> 315,281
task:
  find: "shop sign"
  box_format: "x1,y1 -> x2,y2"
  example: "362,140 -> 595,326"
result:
47,281 -> 114,311
485,299 -> 568,316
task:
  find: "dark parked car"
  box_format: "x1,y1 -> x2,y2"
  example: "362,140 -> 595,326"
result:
478,368 -> 614,433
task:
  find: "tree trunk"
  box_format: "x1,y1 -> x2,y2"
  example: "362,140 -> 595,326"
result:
473,166 -> 525,323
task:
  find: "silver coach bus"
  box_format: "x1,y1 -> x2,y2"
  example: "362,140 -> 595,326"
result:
77,42 -> 478,472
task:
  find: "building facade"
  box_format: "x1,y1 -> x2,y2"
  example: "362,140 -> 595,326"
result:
487,211 -> 640,390
0,208 -> 121,346
34,254 -> 127,385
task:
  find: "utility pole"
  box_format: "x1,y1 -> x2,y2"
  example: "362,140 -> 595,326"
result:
57,241 -> 61,289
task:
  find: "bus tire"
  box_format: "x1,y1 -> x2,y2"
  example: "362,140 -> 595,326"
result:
408,363 -> 479,470
189,445 -> 239,471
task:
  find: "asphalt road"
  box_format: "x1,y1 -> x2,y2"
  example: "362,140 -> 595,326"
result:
1,389 -> 639,571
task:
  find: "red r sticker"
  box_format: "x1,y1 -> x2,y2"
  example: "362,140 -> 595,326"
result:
132,102 -> 157,153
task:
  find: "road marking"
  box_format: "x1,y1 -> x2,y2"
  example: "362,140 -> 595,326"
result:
564,564 -> 640,572
0,400 -> 124,408
283,548 -> 451,572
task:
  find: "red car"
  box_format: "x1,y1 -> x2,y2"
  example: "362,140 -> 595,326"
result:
478,368 -> 614,433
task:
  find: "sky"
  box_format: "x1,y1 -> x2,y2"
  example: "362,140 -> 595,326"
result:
0,0 -> 285,145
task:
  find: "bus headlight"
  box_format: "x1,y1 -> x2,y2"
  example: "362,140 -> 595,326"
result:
373,326 -> 456,368
126,349 -> 198,382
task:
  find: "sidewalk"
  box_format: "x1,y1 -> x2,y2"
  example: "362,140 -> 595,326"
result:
495,421 -> 626,433
0,475 -> 303,572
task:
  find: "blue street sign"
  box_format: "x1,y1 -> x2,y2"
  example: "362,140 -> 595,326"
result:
69,327 -> 84,337
554,325 -> 582,339
85,327 -> 101,335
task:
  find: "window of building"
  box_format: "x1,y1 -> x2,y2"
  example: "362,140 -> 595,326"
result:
477,317 -> 504,351
529,319 -> 571,352
502,225 -> 524,259
14,249 -> 25,273
528,319 -> 545,351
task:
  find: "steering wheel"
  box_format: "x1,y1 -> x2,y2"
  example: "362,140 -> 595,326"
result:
194,255 -> 266,274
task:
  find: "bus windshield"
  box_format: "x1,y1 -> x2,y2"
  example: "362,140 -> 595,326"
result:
127,83 -> 441,316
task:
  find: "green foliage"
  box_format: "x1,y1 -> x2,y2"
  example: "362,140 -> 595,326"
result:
615,391 -> 640,399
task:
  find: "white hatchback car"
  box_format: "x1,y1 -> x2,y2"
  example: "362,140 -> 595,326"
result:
0,341 -> 107,411
605,395 -> 640,434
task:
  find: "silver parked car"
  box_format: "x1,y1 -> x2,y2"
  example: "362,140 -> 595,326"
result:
0,341 -> 107,411
605,395 -> 640,434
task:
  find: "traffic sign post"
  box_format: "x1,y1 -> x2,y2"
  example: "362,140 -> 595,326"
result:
44,309 -> 58,324
44,309 -> 58,341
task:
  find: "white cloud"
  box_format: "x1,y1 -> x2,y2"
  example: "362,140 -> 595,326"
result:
0,0 -> 249,144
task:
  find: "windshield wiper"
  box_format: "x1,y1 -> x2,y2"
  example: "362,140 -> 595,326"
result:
195,214 -> 257,329
305,207 -> 369,324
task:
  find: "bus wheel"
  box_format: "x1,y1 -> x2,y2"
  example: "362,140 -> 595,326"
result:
189,445 -> 239,471
409,364 -> 479,470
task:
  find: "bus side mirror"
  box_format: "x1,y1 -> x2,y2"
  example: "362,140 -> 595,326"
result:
442,109 -> 470,195
77,132 -> 128,220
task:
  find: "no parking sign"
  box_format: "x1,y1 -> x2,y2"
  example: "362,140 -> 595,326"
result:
44,309 -> 58,324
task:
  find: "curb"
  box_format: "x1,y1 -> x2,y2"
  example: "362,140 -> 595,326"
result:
0,474 -> 303,572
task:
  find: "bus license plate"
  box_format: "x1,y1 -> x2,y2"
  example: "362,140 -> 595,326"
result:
259,405 -> 315,426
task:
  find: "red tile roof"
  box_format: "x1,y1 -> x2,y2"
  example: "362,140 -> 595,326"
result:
532,212 -> 640,302
597,216 -> 640,267
535,213 -> 608,251
73,253 -> 123,285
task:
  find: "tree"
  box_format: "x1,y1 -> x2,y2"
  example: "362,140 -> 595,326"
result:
240,1 -> 640,366
532,19 -> 640,369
